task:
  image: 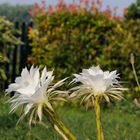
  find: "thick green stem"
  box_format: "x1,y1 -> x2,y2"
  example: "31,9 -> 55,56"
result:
44,107 -> 77,140
94,97 -> 104,140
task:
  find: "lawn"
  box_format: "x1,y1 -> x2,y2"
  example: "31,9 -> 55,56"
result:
0,97 -> 140,140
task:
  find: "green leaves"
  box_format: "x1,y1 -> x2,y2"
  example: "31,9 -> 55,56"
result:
29,10 -> 117,81
29,3 -> 140,99
0,17 -> 21,81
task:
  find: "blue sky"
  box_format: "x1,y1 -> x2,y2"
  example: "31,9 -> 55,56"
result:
0,0 -> 136,15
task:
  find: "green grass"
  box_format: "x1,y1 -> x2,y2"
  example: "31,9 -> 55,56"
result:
0,97 -> 140,140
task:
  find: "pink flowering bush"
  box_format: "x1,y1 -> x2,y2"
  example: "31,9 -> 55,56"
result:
28,0 -> 140,94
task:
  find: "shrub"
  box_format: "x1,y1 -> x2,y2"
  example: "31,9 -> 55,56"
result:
0,17 -> 20,85
124,0 -> 140,19
28,1 -> 120,78
99,19 -> 140,91
0,4 -> 32,22
28,0 -> 140,94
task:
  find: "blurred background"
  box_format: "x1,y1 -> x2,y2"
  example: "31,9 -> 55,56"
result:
0,0 -> 140,140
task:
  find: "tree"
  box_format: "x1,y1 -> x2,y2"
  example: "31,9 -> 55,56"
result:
125,0 -> 140,19
0,4 -> 32,23
0,17 -> 21,87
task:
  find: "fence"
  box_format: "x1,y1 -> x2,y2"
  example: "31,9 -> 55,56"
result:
4,21 -> 33,89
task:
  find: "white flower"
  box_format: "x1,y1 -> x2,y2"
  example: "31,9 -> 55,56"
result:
6,66 -> 68,123
70,66 -> 127,107
6,66 -> 40,95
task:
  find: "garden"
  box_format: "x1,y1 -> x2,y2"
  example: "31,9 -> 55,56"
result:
0,0 -> 140,140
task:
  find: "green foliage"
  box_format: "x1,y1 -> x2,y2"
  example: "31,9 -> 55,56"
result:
0,97 -> 140,140
125,0 -> 140,19
0,4 -> 32,22
98,19 -> 140,89
29,7 -> 120,80
28,1 -> 140,96
0,17 -> 21,83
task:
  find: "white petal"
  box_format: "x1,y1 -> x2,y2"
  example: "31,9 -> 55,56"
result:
15,77 -> 22,83
16,85 -> 36,95
31,87 -> 44,102
90,65 -> 103,75
109,70 -> 117,79
32,67 -> 40,86
21,67 -> 30,80
24,103 -> 33,115
46,71 -> 53,78
52,78 -> 67,89
6,83 -> 20,93
103,71 -> 109,78
41,66 -> 47,84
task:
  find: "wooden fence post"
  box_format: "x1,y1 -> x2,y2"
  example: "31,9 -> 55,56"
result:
19,22 -> 27,72
11,22 -> 19,83
27,21 -> 33,57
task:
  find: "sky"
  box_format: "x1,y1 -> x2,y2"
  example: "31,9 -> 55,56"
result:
0,0 -> 136,15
